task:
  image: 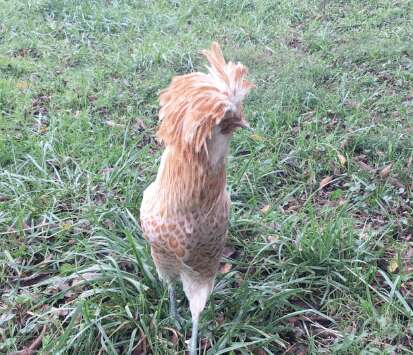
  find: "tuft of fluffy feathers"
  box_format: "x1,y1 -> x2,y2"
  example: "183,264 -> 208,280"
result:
157,42 -> 254,155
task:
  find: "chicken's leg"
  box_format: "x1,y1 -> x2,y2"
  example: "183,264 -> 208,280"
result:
189,315 -> 199,355
168,284 -> 178,318
168,284 -> 182,326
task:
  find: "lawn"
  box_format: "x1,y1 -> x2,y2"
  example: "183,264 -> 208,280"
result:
1,0 -> 412,354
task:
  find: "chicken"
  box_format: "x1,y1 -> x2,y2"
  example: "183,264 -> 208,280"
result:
140,42 -> 254,354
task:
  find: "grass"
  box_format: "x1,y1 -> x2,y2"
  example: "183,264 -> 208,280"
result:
0,0 -> 412,353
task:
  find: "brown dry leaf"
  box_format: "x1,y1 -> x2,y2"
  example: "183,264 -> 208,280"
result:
16,81 -> 30,89
64,291 -> 76,300
60,221 -> 73,231
71,272 -> 99,287
250,133 -> 265,142
219,263 -> 232,274
282,198 -> 301,212
283,343 -> 308,355
337,153 -> 347,166
74,219 -> 92,234
51,307 -> 70,317
46,278 -> 70,295
319,176 -> 333,189
164,327 -> 180,346
357,160 -> 375,173
133,333 -> 149,355
267,235 -> 279,243
380,164 -> 392,178
387,258 -> 399,273
260,204 -> 271,214
38,126 -> 49,134
16,272 -> 50,287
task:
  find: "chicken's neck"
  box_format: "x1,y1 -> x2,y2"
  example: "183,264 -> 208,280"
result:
156,145 -> 228,214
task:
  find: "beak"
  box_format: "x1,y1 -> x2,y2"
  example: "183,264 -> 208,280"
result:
235,118 -> 252,130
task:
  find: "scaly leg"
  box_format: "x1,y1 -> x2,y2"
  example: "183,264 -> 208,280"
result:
189,316 -> 199,355
168,283 -> 183,327
168,284 -> 178,319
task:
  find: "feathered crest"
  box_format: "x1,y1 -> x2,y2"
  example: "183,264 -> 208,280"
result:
157,42 -> 254,154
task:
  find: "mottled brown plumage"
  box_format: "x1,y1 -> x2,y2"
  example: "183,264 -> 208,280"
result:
140,42 -> 253,354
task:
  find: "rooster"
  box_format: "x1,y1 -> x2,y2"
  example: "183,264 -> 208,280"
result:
140,42 -> 254,354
